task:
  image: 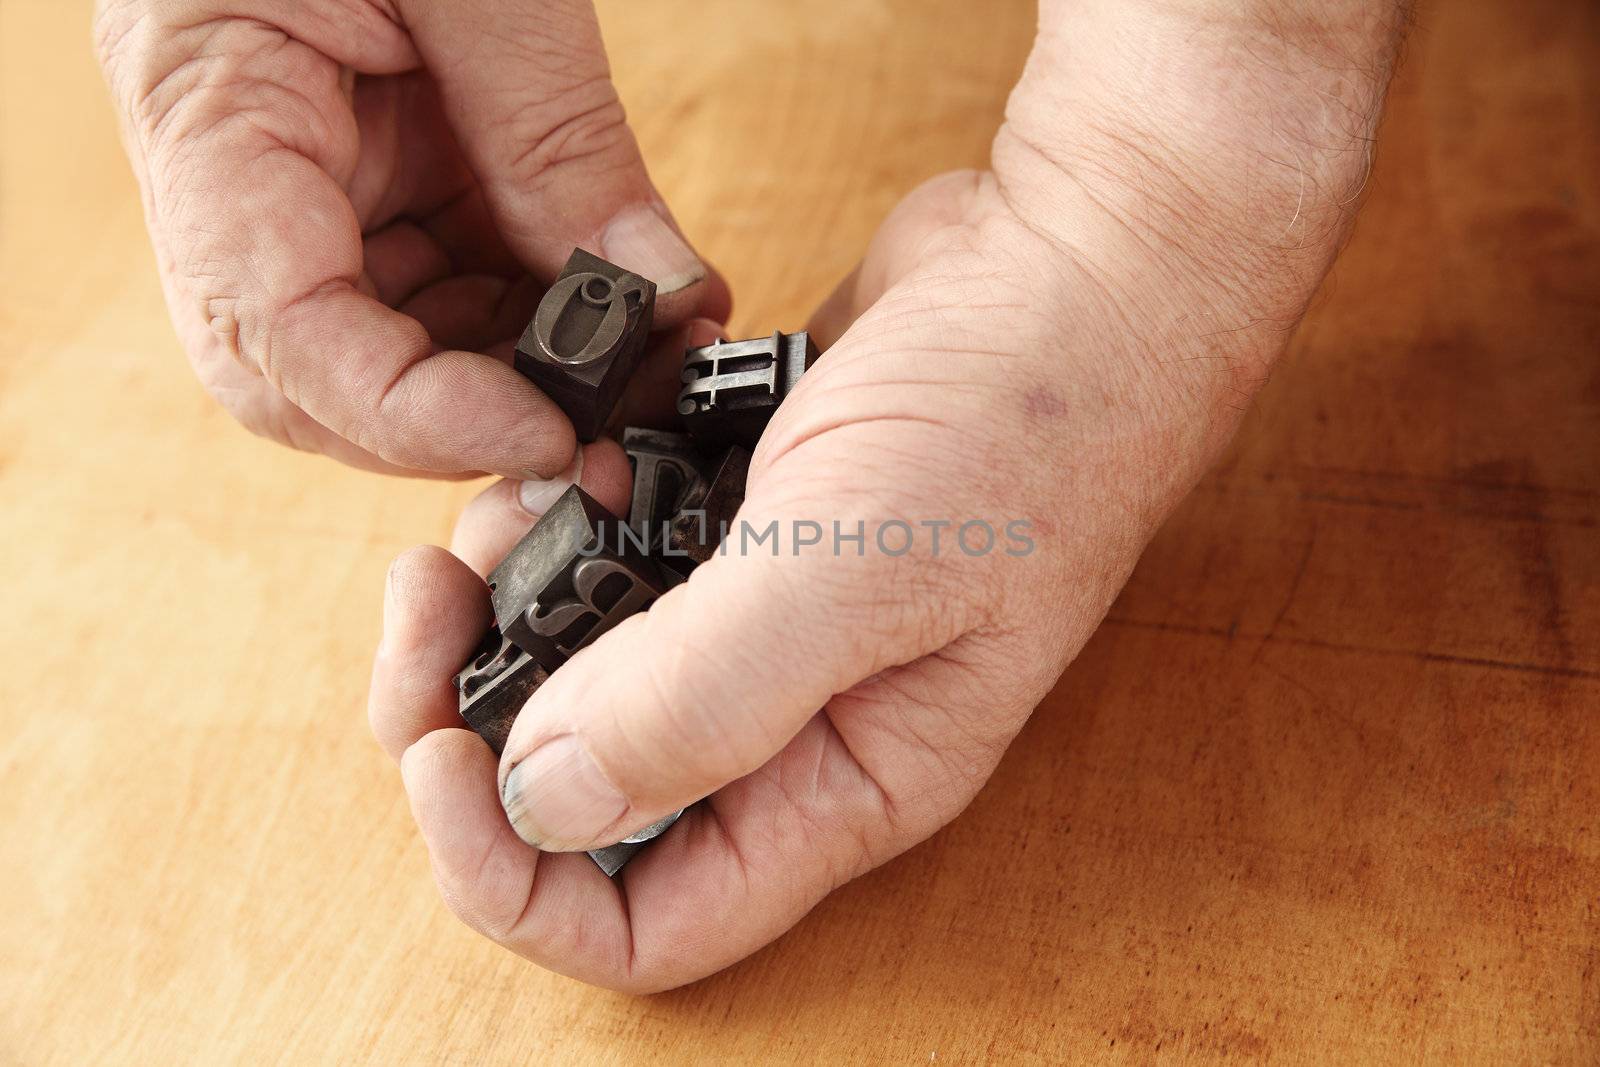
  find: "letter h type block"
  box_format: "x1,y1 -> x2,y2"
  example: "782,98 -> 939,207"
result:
515,249 -> 656,442
488,485 -> 666,672
677,330 -> 818,449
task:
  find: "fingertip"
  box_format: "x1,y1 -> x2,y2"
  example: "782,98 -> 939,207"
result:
400,727 -> 516,873
449,440 -> 634,579
612,316 -> 726,430
375,347 -> 582,480
400,730 -> 636,983
451,480 -> 529,578
598,205 -> 707,323
694,263 -> 734,327
575,438 -> 632,518
382,545 -> 488,656
399,728 -> 646,978
454,483 -> 528,579
807,262 -> 865,350
400,726 -> 491,803
399,728 -> 539,930
683,316 -> 726,350
370,546 -> 491,761
492,376 -> 579,482
650,263 -> 731,329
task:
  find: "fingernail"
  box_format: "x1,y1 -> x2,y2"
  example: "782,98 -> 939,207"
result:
518,449 -> 583,516
598,204 -> 705,295
501,736 -> 627,848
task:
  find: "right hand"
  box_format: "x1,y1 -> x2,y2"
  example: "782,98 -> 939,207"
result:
94,0 -> 729,478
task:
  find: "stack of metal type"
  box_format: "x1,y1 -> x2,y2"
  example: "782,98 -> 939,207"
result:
454,249 -> 818,875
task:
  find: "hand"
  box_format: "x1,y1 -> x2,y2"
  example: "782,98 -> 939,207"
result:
94,0 -> 729,477
367,2 -> 1407,990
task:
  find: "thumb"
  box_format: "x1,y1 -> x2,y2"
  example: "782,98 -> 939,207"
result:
493,493 -> 963,852
808,169 -> 986,347
396,0 -> 729,325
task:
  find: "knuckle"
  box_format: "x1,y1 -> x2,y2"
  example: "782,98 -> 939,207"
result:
91,0 -> 141,69
201,293 -> 250,365
117,17 -> 349,167
772,754 -> 880,887
398,736 -> 523,942
144,69 -> 341,175
248,278 -> 335,384
497,77 -> 634,187
110,16 -> 244,144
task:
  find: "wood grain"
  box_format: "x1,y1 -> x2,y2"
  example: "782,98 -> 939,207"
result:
1,0 -> 1596,1062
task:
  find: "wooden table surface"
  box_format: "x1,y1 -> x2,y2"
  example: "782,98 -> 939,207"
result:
2,0 -> 1596,1062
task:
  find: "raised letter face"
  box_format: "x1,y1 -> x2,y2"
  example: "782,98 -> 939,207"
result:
523,555 -> 661,657
514,249 -> 657,441
677,330 -> 819,449
534,268 -> 653,366
622,427 -> 708,545
465,482 -> 676,878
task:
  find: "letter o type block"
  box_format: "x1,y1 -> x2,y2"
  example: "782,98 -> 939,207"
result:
515,249 -> 657,442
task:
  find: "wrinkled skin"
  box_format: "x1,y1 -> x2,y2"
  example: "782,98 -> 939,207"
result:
95,0 -> 729,477
100,0 -> 1411,992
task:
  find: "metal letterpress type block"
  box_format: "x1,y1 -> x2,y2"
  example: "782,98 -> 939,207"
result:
455,624 -> 681,876
455,627 -> 548,755
587,811 -> 685,877
490,485 -> 666,671
515,249 -> 656,442
676,330 -> 819,449
622,427 -> 708,548
668,446 -> 751,567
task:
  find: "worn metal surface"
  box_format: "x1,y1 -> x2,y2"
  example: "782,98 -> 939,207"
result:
585,812 -> 687,877
455,627 -> 679,876
480,484 -> 674,875
488,485 -> 664,669
623,427 -> 709,547
515,248 -> 656,441
677,330 -> 817,449
454,628 -> 548,756
669,446 -> 752,565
